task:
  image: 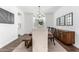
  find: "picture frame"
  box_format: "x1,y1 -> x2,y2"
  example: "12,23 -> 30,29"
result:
0,8 -> 14,24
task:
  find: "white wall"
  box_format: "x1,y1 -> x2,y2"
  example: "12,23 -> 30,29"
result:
0,6 -> 24,48
53,6 -> 79,48
45,13 -> 54,27
17,10 -> 25,35
23,13 -> 33,34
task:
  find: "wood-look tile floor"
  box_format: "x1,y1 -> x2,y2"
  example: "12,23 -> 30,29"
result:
0,35 -> 79,52
0,36 -> 23,52
56,39 -> 79,52
12,39 -> 67,52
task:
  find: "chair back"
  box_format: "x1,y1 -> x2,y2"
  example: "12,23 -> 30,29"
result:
51,28 -> 56,34
48,27 -> 51,31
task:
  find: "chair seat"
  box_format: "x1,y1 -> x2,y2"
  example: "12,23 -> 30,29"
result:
48,32 -> 55,45
48,32 -> 54,38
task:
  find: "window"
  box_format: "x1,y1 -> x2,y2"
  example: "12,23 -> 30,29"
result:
56,12 -> 73,26
65,12 -> 73,26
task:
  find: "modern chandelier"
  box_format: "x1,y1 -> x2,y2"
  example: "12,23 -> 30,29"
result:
33,6 -> 45,20
33,6 -> 46,27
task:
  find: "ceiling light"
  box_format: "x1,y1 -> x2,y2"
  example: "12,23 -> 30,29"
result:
33,6 -> 45,20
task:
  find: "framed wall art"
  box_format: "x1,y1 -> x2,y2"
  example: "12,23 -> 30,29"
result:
0,8 -> 14,24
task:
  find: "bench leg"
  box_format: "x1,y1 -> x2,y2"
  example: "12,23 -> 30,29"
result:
25,41 -> 29,48
53,37 -> 55,45
50,39 -> 52,42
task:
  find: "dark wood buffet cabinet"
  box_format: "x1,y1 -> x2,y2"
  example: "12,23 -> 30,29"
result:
51,28 -> 75,45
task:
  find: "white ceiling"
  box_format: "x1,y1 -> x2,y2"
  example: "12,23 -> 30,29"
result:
18,6 -> 61,14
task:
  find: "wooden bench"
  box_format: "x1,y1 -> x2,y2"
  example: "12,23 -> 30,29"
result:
22,35 -> 32,48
